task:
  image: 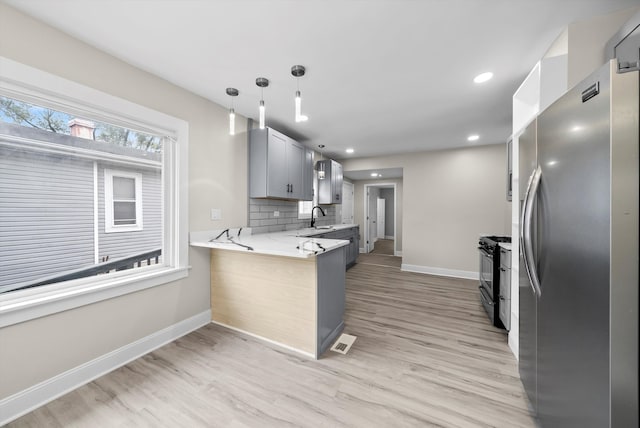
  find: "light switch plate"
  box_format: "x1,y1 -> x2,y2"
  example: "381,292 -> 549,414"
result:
210,208 -> 222,220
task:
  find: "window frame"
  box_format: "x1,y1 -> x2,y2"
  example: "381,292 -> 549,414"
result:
298,170 -> 318,219
104,169 -> 144,233
0,56 -> 189,328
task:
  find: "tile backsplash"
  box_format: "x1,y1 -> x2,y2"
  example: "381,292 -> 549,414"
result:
249,199 -> 338,234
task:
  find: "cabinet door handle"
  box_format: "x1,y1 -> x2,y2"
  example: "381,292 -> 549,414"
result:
290,184 -> 293,193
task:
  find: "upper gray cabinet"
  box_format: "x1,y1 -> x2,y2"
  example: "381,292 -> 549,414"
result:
317,159 -> 343,204
249,127 -> 312,201
302,148 -> 314,201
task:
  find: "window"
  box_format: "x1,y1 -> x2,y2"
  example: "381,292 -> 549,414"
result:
105,170 -> 143,232
0,57 -> 188,327
298,170 -> 318,219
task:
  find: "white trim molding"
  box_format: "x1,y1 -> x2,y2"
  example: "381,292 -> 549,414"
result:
401,264 -> 478,280
210,320 -> 316,360
0,56 -> 190,328
0,310 -> 211,426
394,251 -> 403,257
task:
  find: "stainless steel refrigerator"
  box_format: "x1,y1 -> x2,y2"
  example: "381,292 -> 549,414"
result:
519,59 -> 638,427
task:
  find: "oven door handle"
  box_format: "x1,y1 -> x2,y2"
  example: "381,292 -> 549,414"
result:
520,166 -> 542,297
479,285 -> 494,306
478,247 -> 492,257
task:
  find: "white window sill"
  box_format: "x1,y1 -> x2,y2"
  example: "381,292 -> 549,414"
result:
0,266 -> 189,328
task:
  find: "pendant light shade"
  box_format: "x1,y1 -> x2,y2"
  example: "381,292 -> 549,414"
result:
291,65 -> 309,122
225,87 -> 238,136
256,77 -> 269,129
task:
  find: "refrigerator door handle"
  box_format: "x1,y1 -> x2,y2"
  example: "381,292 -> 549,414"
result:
519,169 -> 534,286
521,166 -> 543,297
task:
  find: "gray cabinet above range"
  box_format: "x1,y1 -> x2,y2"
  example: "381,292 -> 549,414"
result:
249,127 -> 313,201
317,159 -> 343,204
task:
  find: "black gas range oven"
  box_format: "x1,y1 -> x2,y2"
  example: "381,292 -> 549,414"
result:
478,235 -> 511,328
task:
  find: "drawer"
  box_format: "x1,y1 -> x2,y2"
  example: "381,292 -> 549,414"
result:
499,247 -> 511,269
499,297 -> 511,331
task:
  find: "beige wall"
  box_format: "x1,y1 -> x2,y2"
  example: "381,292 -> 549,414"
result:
0,3 -> 247,399
567,6 -> 639,88
342,143 -> 510,275
352,178 -> 404,251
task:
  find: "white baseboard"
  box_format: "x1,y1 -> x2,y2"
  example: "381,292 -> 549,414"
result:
384,235 -> 394,240
0,310 -> 211,426
359,247 -> 365,253
210,320 -> 316,359
394,251 -> 403,257
400,264 -> 478,280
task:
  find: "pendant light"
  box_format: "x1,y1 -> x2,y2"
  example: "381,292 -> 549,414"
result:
291,65 -> 309,122
225,87 -> 239,136
256,77 -> 269,129
316,144 -> 326,180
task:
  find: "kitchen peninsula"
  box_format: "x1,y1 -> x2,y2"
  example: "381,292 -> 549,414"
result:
191,226 -> 356,358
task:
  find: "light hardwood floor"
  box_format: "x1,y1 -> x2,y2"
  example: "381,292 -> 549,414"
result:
370,238 -> 394,255
8,258 -> 535,427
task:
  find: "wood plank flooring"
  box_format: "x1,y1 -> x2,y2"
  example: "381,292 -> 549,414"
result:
357,252 -> 402,268
370,239 -> 394,255
8,260 -> 535,427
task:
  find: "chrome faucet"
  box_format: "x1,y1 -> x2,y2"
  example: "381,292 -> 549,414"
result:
310,205 -> 326,228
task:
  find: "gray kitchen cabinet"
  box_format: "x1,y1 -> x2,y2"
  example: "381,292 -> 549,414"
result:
506,138 -> 513,201
317,159 -> 343,204
249,127 -> 310,200
315,226 -> 359,269
302,147 -> 314,201
499,245 -> 511,330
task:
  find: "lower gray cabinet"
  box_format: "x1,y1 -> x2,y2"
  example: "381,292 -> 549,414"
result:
499,246 -> 511,330
316,226 -> 359,269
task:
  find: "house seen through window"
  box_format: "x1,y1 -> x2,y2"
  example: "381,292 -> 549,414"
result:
0,95 -> 164,293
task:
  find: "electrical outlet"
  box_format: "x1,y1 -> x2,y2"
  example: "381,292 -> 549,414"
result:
274,211 -> 280,217
210,208 -> 222,220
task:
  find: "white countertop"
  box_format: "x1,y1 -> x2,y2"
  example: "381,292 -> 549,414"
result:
291,223 -> 358,237
190,226 -> 355,259
499,242 -> 512,251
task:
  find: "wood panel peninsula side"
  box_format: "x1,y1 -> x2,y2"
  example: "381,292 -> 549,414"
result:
190,228 -> 350,359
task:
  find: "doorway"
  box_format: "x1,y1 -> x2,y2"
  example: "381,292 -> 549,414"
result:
341,181 -> 354,224
363,183 -> 397,255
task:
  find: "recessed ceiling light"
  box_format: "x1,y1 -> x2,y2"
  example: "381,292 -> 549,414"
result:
345,148 -> 354,154
371,173 -> 378,177
467,134 -> 480,142
473,72 -> 493,83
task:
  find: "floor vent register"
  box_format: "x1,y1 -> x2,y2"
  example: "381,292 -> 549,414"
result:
330,333 -> 357,355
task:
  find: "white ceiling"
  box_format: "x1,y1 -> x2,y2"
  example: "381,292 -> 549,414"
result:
5,0 -> 638,159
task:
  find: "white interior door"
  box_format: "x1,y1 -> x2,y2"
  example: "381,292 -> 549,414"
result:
342,181 -> 354,224
367,188 -> 378,250
376,198 -> 385,238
